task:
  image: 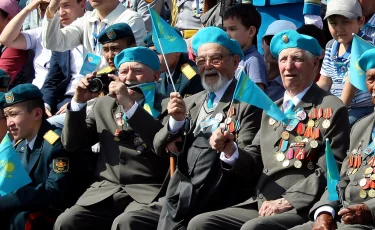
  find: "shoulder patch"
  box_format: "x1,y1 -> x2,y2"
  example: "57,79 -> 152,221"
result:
43,130 -> 60,145
53,158 -> 70,173
181,64 -> 197,80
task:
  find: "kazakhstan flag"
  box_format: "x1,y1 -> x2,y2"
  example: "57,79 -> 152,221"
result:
149,8 -> 187,54
0,134 -> 31,195
139,82 -> 160,118
234,71 -> 287,122
349,34 -> 375,92
325,138 -> 340,201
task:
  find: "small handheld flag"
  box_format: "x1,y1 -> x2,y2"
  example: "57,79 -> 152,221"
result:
0,134 -> 31,195
138,82 -> 160,118
325,138 -> 341,201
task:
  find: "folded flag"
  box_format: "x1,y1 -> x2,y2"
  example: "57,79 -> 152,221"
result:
325,138 -> 340,201
139,82 -> 160,118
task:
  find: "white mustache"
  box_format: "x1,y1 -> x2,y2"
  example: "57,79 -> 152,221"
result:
203,69 -> 218,77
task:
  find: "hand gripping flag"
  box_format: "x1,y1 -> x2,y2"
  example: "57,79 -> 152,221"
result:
234,71 -> 288,122
149,8 -> 187,54
349,34 -> 375,92
0,134 -> 31,195
325,138 -> 340,201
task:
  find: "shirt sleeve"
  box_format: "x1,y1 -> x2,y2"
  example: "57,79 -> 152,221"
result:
21,27 -> 42,50
124,101 -> 139,119
314,206 -> 336,220
168,117 -> 185,133
70,100 -> 87,111
244,55 -> 268,86
219,143 -> 239,166
124,11 -> 147,46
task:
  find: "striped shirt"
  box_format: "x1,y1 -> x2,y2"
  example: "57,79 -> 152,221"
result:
362,14 -> 375,39
320,33 -> 373,108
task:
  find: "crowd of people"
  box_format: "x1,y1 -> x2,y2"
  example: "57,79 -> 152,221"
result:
0,0 -> 375,229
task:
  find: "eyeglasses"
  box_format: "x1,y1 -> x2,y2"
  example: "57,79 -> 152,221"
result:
263,35 -> 274,46
195,54 -> 232,67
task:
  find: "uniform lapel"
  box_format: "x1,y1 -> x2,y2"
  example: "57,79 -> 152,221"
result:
213,80 -> 236,115
360,116 -> 375,160
26,121 -> 49,173
188,91 -> 206,130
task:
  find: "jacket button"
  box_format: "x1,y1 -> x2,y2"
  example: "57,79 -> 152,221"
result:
353,181 -> 358,186
263,168 -> 268,173
120,159 -> 126,164
363,161 -> 367,166
258,193 -> 263,199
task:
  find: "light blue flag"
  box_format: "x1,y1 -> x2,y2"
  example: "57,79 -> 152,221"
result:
234,71 -> 288,122
139,82 -> 160,118
349,34 -> 375,92
0,134 -> 31,196
325,138 -> 340,201
149,8 -> 188,54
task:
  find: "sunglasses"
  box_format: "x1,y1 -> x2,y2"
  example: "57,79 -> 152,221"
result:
263,35 -> 274,46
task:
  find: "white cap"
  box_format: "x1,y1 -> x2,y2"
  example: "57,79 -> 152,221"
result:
324,0 -> 362,20
263,20 -> 297,37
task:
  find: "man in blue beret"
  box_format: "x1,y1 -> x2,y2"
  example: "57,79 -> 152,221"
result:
0,84 -> 90,230
187,30 -> 350,230
144,30 -> 203,98
54,47 -> 170,230
290,48 -> 375,230
118,26 -> 262,229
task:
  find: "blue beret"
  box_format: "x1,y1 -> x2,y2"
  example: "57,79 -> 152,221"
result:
0,83 -> 43,108
358,49 -> 375,72
192,27 -> 244,59
114,47 -> 160,71
270,30 -> 322,59
98,23 -> 134,44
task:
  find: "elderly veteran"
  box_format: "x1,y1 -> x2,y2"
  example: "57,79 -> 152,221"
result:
98,23 -> 137,71
54,47 -> 169,230
188,30 -> 350,230
0,84 -> 90,230
117,26 -> 263,230
290,48 -> 375,230
144,30 -> 203,98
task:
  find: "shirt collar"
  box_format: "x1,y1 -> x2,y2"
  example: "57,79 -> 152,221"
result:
283,83 -> 312,108
213,79 -> 233,102
26,135 -> 38,150
366,14 -> 375,27
243,45 -> 256,56
88,3 -> 125,23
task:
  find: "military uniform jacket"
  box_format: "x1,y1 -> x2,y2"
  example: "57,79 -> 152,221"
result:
154,80 -> 263,229
233,83 -> 349,215
62,94 -> 170,206
0,121 -> 89,213
309,112 -> 375,225
158,53 -> 203,98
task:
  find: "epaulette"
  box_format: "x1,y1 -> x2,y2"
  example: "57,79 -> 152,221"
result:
43,130 -> 60,145
181,64 -> 197,80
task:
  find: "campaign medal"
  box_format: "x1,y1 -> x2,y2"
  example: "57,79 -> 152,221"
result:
276,152 -> 285,162
114,129 -> 121,141
296,109 -> 307,121
369,189 -> 375,198
322,108 -> 332,129
282,159 -> 290,167
281,131 -> 290,140
360,189 -> 368,199
294,160 -> 303,168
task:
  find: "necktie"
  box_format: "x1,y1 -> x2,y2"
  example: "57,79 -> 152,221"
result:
207,92 -> 216,109
283,100 -> 295,113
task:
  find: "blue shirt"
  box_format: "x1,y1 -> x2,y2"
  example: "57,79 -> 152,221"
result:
320,33 -> 373,108
362,14 -> 375,39
235,45 -> 268,87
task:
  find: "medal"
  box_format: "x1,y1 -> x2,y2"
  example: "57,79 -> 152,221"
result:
365,167 -> 373,175
362,179 -> 370,190
296,110 -> 307,121
322,119 -> 331,129
295,148 -> 306,160
317,108 -> 323,119
307,161 -> 314,170
276,152 -> 285,162
294,160 -> 302,168
352,168 -> 358,175
215,113 -> 224,122
347,168 -> 353,176
295,136 -> 303,142
229,121 -> 236,133
281,131 -> 290,140
371,174 -> 375,181
286,148 -> 294,160
307,120 -> 315,127
225,117 -> 232,125
282,159 -> 290,167
360,178 -> 368,187
314,120 -> 320,128
114,129 -> 121,141
369,189 -> 375,198
302,138 -> 309,143
360,189 -> 368,199
310,140 -> 318,149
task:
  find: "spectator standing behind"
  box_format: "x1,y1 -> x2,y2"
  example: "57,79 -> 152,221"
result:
0,84 -> 91,230
119,0 -> 166,33
0,68 -> 11,142
318,0 -> 373,126
0,0 -> 86,89
263,20 -> 297,101
42,0 -> 147,72
359,0 -> 375,38
0,0 -> 27,84
223,4 -> 267,91
22,0 -> 49,30
144,31 -> 203,98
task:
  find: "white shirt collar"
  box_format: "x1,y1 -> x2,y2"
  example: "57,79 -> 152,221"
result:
88,3 -> 126,23
26,135 -> 38,150
283,84 -> 313,108
212,79 -> 233,105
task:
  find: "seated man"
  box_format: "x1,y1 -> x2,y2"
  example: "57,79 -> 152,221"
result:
144,31 -> 203,98
188,30 -> 350,230
118,27 -> 263,230
290,48 -> 375,230
54,47 -> 169,230
0,84 -> 90,230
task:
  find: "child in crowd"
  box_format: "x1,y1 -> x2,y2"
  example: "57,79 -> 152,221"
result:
318,0 -> 373,126
223,4 -> 267,91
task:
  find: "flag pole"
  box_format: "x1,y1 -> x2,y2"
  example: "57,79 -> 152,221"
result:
155,36 -> 177,92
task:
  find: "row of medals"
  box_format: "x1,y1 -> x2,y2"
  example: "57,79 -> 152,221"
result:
269,108 -> 332,169
113,112 -> 146,152
349,141 -> 375,199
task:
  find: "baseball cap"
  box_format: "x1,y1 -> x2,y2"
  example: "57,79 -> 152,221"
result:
263,20 -> 297,38
0,0 -> 19,18
324,0 -> 362,20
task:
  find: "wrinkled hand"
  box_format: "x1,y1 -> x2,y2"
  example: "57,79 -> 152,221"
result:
73,72 -> 100,104
166,137 -> 183,153
168,92 -> 186,121
312,213 -> 337,230
25,0 -> 50,11
108,74 -> 134,110
45,107 -> 52,117
56,102 -> 69,115
258,198 -> 293,217
338,204 -> 373,225
209,128 -> 235,157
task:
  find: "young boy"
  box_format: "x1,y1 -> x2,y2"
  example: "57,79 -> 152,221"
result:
223,4 -> 267,91
318,0 -> 373,126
